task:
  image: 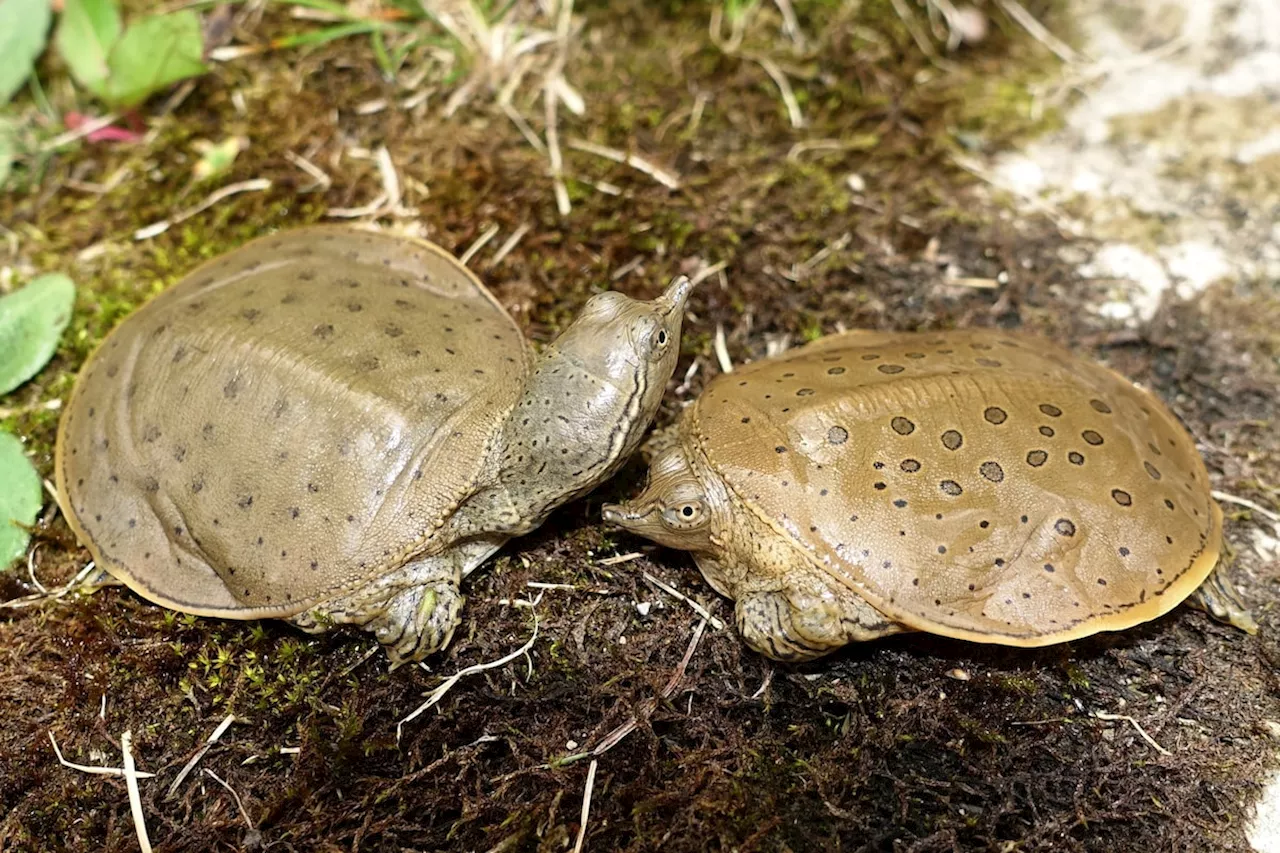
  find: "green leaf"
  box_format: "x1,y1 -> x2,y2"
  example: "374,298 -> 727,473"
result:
103,10 -> 206,107
0,0 -> 53,105
0,430 -> 42,570
54,0 -> 122,98
0,273 -> 76,396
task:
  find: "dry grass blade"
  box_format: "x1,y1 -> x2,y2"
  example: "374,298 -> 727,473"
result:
752,56 -> 804,128
713,323 -> 733,374
134,180 -> 272,240
204,768 -> 254,829
1092,711 -> 1172,756
49,731 -> 157,779
571,758 -> 599,853
641,572 -> 725,630
166,714 -> 236,800
566,139 -> 680,189
1212,490 -> 1280,526
3,561 -> 107,610
994,0 -> 1081,64
397,610 -> 540,741
460,224 -> 501,266
121,731 -> 153,853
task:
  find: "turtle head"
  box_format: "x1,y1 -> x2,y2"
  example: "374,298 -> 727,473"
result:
543,274 -> 694,458
603,442 -> 718,553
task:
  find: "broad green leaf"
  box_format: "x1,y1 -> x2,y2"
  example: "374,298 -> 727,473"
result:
0,0 -> 53,105
54,0 -> 122,98
0,430 -> 42,570
0,273 -> 76,396
103,10 -> 206,107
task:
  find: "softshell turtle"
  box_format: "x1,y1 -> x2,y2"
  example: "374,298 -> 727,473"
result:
604,329 -> 1255,661
56,226 -> 695,664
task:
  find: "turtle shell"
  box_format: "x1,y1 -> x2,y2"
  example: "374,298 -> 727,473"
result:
687,329 -> 1221,645
56,226 -> 532,617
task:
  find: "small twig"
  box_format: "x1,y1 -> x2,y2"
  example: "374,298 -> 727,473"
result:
284,150 -> 332,191
610,257 -> 644,281
713,323 -> 733,374
204,768 -> 254,829
772,0 -> 804,46
397,611 -> 539,741
545,84 -> 571,216
40,115 -> 120,151
489,223 -> 531,267
1092,711 -> 1172,756
641,572 -> 725,630
49,731 -> 157,779
750,668 -> 774,700
690,260 -> 727,286
134,179 -> 272,240
336,644 -> 381,680
460,224 -> 500,266
166,714 -> 236,800
571,759 -> 598,853
1213,490 -> 1280,526
597,551 -> 643,566
2,560 -> 104,610
566,139 -> 680,189
121,731 -> 153,853
527,581 -> 578,591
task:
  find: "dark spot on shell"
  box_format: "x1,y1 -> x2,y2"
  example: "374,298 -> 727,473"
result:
979,520 -> 990,529
1119,547 -> 1130,556
1026,450 -> 1048,467
995,558 -> 1005,567
290,507 -> 301,519
905,352 -> 925,360
1039,426 -> 1055,438
202,423 -> 215,440
941,430 -> 963,451
796,388 -> 815,397
874,482 -> 887,490
346,301 -> 363,312
1082,430 -> 1104,446
891,416 -> 915,436
1054,518 -> 1076,536
976,358 -> 1002,368
877,364 -> 905,374
142,425 -> 161,443
1097,578 -> 1108,586
172,346 -> 188,363
900,458 -> 921,473
238,495 -> 254,509
827,366 -> 845,375
741,417 -> 751,424
1144,461 -> 1162,480
1090,399 -> 1112,414
940,480 -> 962,496
980,461 -> 1004,482
239,308 -> 261,322
775,446 -> 787,454
861,354 -> 880,361
128,519 -> 136,528
223,378 -> 241,399
1068,451 -> 1085,466
1020,515 -> 1028,523
106,365 -> 118,378
983,407 -> 1007,425
1111,489 -> 1132,507
173,446 -> 186,463
937,545 -> 947,554
1039,403 -> 1062,417
1164,498 -> 1175,510
893,499 -> 907,508
313,323 -> 334,339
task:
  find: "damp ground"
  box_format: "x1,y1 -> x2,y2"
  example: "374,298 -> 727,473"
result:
1,2 -> 1278,851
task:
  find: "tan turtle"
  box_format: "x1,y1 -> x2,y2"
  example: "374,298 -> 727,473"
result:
604,329 -> 1256,661
56,226 -> 695,664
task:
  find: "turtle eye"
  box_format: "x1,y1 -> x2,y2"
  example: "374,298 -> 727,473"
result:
662,499 -> 707,529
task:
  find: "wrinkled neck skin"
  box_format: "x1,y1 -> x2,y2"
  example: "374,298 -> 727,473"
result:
455,342 -> 660,537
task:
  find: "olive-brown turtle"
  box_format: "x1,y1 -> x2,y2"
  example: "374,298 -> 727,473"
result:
57,226 -> 695,664
604,329 -> 1255,661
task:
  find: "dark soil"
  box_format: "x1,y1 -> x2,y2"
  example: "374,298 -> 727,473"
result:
1,2 -> 1277,851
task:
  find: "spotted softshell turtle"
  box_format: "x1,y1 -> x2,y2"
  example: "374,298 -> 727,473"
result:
57,226 -> 695,664
604,329 -> 1255,661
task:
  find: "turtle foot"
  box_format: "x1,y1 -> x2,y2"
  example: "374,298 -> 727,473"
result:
734,582 -> 902,662
1188,566 -> 1258,634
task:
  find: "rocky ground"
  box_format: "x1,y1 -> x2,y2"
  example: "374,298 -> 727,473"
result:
1,1 -> 1277,851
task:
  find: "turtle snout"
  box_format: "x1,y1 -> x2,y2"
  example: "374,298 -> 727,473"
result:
602,503 -> 648,526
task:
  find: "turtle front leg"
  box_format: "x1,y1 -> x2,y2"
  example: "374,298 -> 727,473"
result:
289,554 -> 464,667
1186,565 -> 1258,634
734,570 -> 906,662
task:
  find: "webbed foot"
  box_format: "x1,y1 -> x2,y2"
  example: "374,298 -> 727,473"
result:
1187,566 -> 1257,634
288,556 -> 465,667
734,583 -> 903,662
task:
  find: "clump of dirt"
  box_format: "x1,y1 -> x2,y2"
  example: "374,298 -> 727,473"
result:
1,2 -> 1276,851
